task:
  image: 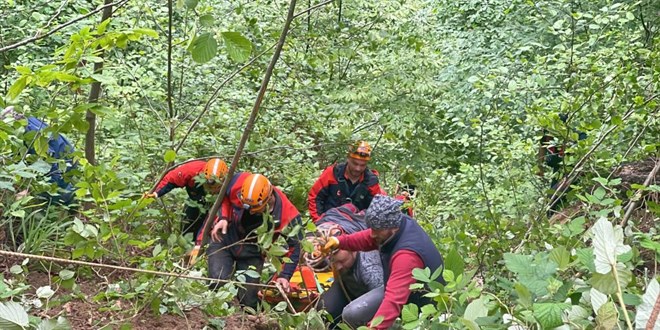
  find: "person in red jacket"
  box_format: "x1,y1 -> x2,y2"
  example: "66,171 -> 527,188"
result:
206,173 -> 303,309
144,158 -> 228,239
308,141 -> 384,222
322,195 -> 445,329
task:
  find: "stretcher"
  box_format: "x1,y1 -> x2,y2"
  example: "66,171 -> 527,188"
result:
260,265 -> 334,312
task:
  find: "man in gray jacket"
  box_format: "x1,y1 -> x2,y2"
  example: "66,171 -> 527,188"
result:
307,204 -> 384,328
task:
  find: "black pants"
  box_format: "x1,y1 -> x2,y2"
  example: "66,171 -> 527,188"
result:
183,205 -> 207,239
207,240 -> 264,309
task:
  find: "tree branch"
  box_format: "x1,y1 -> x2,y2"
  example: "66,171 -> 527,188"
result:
200,0 -> 299,246
620,158 -> 660,227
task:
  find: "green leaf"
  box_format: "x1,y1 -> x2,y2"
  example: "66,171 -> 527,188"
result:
163,149 -> 176,162
592,218 -> 630,274
590,288 -> 608,314
563,216 -> 585,237
503,253 -> 532,274
595,302 -> 617,329
576,248 -> 596,272
221,31 -> 252,63
412,268 -> 431,283
150,297 -> 161,315
199,14 -> 215,27
9,265 -> 22,274
548,246 -> 570,270
152,244 -> 162,257
401,304 -> 418,323
36,286 -> 55,299
59,269 -> 75,281
622,293 -> 642,306
35,316 -> 70,330
189,33 -> 218,64
533,303 -> 568,328
0,301 -> 30,330
514,282 -> 532,308
464,297 -> 488,321
8,76 -> 28,100
184,0 -> 198,10
444,248 -> 464,275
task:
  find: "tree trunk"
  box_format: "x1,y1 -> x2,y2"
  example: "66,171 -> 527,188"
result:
85,0 -> 114,165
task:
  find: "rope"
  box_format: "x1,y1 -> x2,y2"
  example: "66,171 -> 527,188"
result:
0,250 -> 279,289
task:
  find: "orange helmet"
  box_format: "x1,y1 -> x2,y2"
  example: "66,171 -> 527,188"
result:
204,158 -> 228,181
238,174 -> 273,214
348,140 -> 372,161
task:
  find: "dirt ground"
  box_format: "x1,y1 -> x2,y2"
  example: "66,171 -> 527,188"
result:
0,262 -> 279,330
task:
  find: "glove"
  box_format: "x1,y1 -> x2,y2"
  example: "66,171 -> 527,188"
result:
321,236 -> 339,255
143,192 -> 158,199
187,245 -> 201,266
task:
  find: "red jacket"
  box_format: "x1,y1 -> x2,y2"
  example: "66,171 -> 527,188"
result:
201,172 -> 303,279
338,229 -> 424,330
308,162 -> 383,222
155,160 -> 206,200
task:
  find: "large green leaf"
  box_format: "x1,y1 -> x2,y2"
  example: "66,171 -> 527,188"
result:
592,218 -> 630,274
189,33 -> 218,64
595,302 -> 618,329
7,76 -> 28,100
548,246 -> 570,270
589,262 -> 632,294
0,301 -> 30,330
464,297 -> 488,321
503,253 -> 532,274
401,303 -> 418,323
221,31 -> 252,63
635,279 -> 659,329
184,0 -> 198,10
532,303 -> 569,329
444,248 -> 464,275
199,14 -> 214,27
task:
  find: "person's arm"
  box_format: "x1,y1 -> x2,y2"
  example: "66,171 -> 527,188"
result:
337,229 -> 378,251
369,250 -> 424,330
308,166 -> 334,222
358,251 -> 384,290
154,166 -> 194,197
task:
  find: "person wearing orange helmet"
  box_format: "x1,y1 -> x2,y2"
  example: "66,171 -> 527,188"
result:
308,141 -> 384,222
144,158 -> 228,240
205,172 -> 303,309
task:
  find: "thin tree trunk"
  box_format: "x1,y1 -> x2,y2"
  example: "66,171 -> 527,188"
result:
85,0 -> 114,165
199,0 -> 299,246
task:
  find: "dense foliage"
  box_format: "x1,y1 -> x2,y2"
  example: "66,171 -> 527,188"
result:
1,0 -> 658,328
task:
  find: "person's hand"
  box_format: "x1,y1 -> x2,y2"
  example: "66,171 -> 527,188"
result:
211,219 -> 229,242
143,192 -> 157,199
321,237 -> 339,254
274,277 -> 290,293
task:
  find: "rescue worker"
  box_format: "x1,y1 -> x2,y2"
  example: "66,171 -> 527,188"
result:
144,158 -> 228,239
394,184 -> 415,218
308,205 -> 384,328
206,173 -> 303,309
322,195 -> 445,329
537,113 -> 587,212
308,141 -> 383,222
1,106 -> 77,205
